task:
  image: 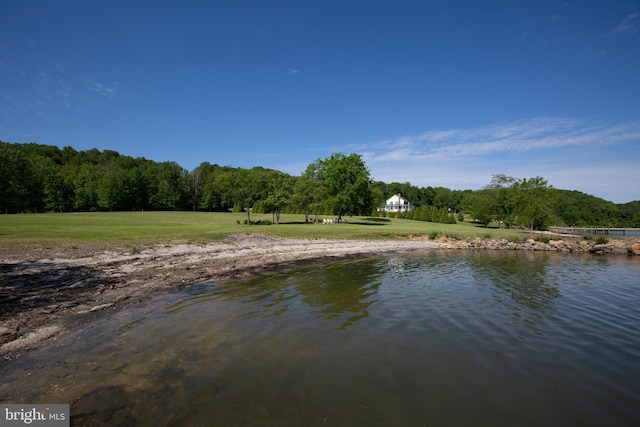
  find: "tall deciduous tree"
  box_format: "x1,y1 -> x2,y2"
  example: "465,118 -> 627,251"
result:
97,167 -> 129,211
0,144 -> 37,213
150,162 -> 185,210
294,172 -> 324,222
486,174 -> 516,228
184,167 -> 203,211
306,153 -> 373,219
262,171 -> 294,224
73,164 -> 100,211
513,176 -> 556,230
471,189 -> 494,227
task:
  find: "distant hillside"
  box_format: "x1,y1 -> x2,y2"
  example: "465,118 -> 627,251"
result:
1,140 -> 638,227
553,190 -> 640,227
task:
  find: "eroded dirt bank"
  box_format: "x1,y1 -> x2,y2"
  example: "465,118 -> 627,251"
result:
1,234 -> 441,359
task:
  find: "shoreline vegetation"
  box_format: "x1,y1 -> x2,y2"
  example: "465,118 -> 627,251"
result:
1,212 -> 639,361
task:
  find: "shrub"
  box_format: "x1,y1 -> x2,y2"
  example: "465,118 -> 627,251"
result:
243,219 -> 272,225
595,236 -> 609,244
428,231 -> 439,240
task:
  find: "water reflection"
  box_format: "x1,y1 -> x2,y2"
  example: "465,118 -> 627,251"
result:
282,258 -> 383,329
467,251 -> 561,313
164,258 -> 385,331
0,252 -> 638,426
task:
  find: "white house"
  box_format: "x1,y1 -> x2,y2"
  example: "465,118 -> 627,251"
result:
379,193 -> 413,213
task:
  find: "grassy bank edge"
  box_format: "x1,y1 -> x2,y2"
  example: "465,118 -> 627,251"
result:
0,211 -> 535,255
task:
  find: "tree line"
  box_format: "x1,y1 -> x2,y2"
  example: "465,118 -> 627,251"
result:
1,141 -> 638,229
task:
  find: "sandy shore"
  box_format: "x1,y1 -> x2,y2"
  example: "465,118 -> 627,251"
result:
1,234 -> 442,360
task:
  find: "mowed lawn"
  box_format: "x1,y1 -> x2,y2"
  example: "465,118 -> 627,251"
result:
0,211 -> 526,253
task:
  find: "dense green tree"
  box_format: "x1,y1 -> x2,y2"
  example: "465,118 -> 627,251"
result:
127,165 -> 150,210
262,172 -> 294,224
421,186 -> 436,206
150,162 -> 185,210
184,167 -> 203,211
97,167 -> 129,210
41,163 -> 74,212
197,163 -> 222,211
485,174 -> 515,228
221,167 -> 273,223
369,185 -> 385,217
457,190 -> 475,216
513,176 -> 556,230
293,174 -> 325,222
432,187 -> 453,210
0,143 -> 40,213
198,165 -> 236,211
248,167 -> 275,207
305,153 -> 373,219
470,189 -> 494,227
468,174 -> 518,228
72,164 -> 101,210
625,201 -> 640,227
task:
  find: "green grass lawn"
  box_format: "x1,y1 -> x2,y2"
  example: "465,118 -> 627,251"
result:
0,211 -> 528,253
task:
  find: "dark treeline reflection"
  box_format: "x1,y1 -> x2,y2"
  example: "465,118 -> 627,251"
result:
210,252 -> 564,328
465,251 -> 561,314
294,258 -> 384,329
199,257 -> 386,330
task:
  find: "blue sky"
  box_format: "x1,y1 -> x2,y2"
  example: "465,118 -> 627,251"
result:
1,1 -> 639,203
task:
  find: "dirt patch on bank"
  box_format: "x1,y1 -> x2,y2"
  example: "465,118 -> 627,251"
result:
1,234 -> 441,360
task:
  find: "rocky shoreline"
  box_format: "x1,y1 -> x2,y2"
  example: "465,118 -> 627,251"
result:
440,235 -> 640,255
1,233 -> 638,361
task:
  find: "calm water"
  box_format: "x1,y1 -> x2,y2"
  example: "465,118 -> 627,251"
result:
584,229 -> 640,238
1,251 -> 639,426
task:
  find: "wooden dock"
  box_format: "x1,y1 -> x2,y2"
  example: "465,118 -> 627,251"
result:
549,226 -> 640,236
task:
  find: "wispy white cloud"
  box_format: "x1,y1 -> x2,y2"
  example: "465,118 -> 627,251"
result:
611,12 -> 640,37
346,118 -> 640,203
84,78 -> 119,99
357,117 -> 636,162
1,56 -> 124,120
580,11 -> 640,58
